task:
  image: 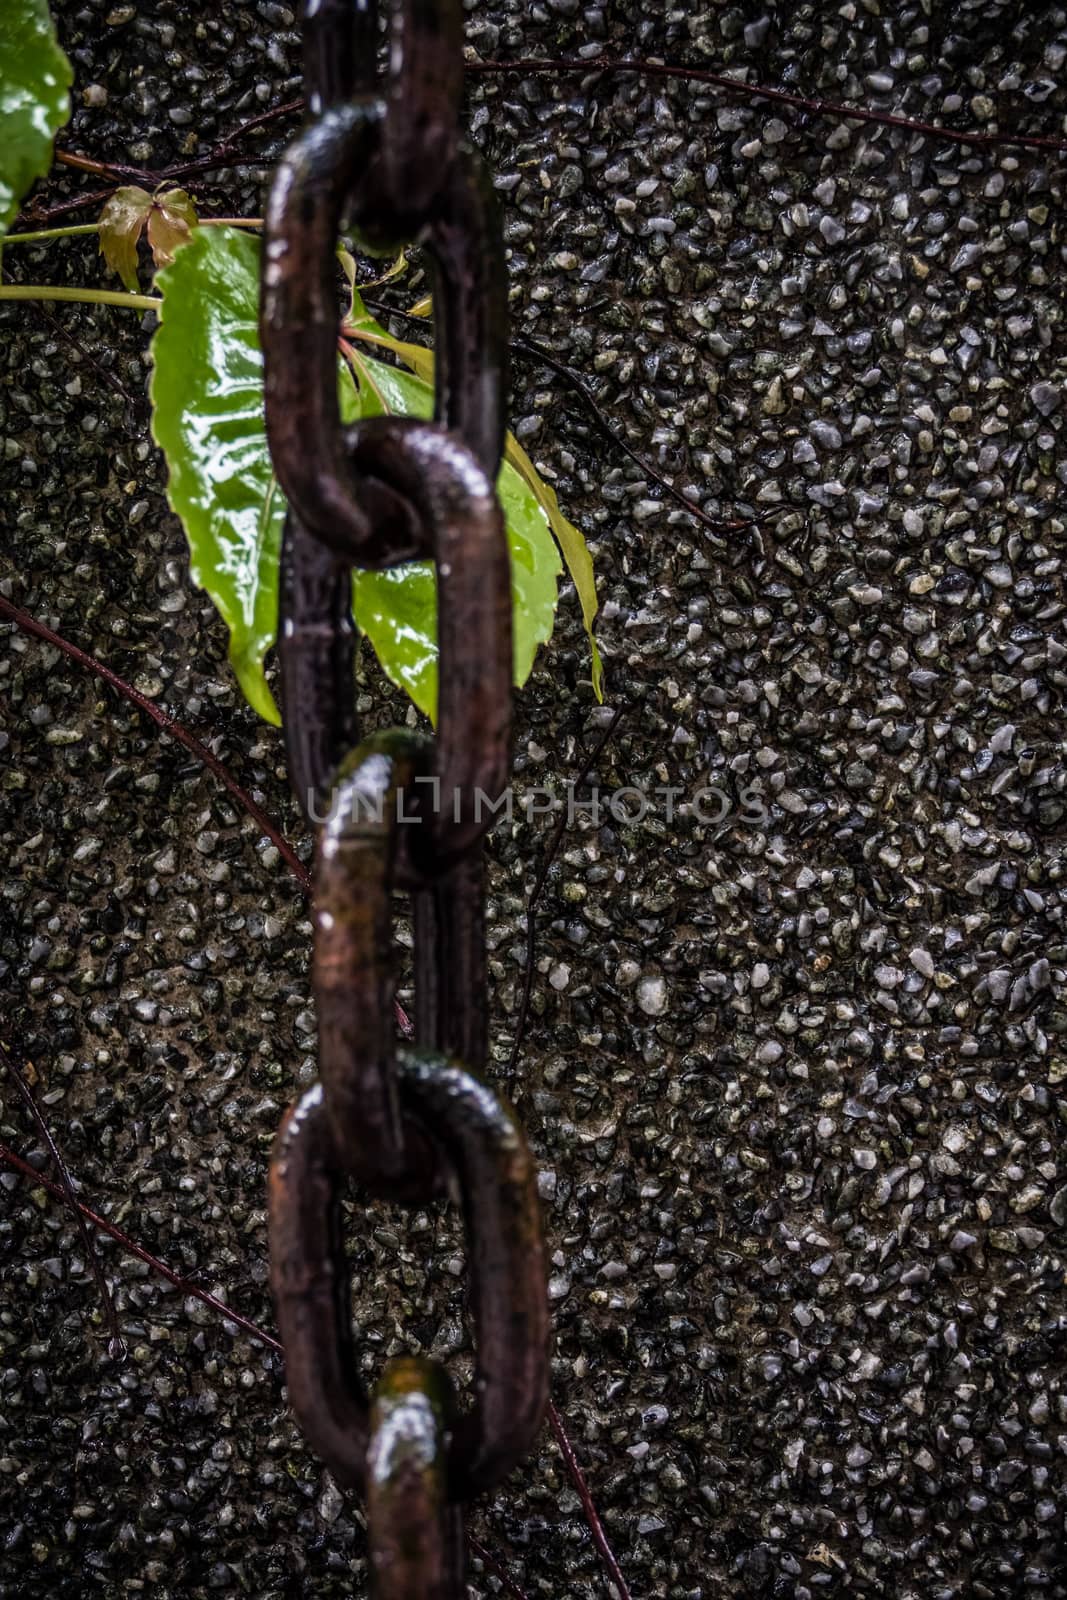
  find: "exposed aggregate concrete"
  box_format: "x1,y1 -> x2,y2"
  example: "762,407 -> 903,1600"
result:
1,1 -> 1066,1597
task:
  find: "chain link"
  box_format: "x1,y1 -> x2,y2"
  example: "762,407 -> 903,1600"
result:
260,3 -> 550,1591
366,1359 -> 464,1600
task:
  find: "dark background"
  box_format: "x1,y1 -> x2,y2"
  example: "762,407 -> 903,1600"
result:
1,1 -> 1065,1595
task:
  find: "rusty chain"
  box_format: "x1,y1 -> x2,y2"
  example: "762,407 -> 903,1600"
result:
259,2 -> 550,1592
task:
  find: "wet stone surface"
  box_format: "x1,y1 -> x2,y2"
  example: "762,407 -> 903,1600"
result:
2,2 -> 1067,1597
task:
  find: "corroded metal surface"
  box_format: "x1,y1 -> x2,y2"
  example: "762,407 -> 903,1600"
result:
261,2 -> 545,1587
268,1057 -> 549,1503
366,1358 -> 464,1600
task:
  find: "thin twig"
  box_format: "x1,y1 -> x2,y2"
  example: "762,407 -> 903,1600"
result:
547,1399 -> 633,1600
468,1534 -> 533,1600
0,1037 -> 124,1357
33,302 -> 137,409
508,703 -> 626,1076
20,100 -> 304,227
54,149 -> 156,184
17,184 -> 114,226
0,1137 -> 282,1353
511,331 -> 752,538
0,595 -> 416,1034
151,100 -> 303,185
364,298 -> 767,542
467,56 -> 1067,155
0,593 -> 310,892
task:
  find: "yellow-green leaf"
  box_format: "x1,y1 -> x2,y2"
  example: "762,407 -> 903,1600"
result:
346,292 -> 603,700
99,185 -> 198,288
98,185 -> 152,291
341,331 -> 562,722
505,435 -> 603,701
146,187 -> 198,268
346,290 -> 434,383
150,226 -> 283,723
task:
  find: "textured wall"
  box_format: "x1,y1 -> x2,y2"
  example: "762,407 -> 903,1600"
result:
1,2 -> 1065,1596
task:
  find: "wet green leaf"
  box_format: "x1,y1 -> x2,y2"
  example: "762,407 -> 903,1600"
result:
0,0 -> 73,238
505,434 -> 604,701
150,228 -> 566,726
346,293 -> 601,701
149,225 -> 283,724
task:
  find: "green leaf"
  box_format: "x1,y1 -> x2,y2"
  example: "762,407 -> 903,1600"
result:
505,435 -> 604,701
346,292 -> 602,702
342,337 -> 429,420
150,228 -> 564,727
98,186 -> 152,291
346,290 -> 435,385
149,225 -> 283,724
0,0 -> 73,238
341,330 -> 562,722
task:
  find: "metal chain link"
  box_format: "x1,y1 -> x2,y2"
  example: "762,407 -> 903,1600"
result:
259,3 -> 550,1592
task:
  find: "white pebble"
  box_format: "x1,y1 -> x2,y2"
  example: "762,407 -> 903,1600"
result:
637,976 -> 668,1016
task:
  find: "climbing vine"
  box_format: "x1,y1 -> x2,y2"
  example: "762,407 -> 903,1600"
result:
0,1 -> 603,722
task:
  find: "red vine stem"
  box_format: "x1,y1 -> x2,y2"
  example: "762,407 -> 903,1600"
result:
547,1399 -> 633,1600
0,592 -> 418,1034
0,1133 -> 576,1600
0,1036 -> 123,1356
0,593 -> 310,891
468,1534 -> 533,1600
0,1137 -> 282,1353
468,56 -> 1067,154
